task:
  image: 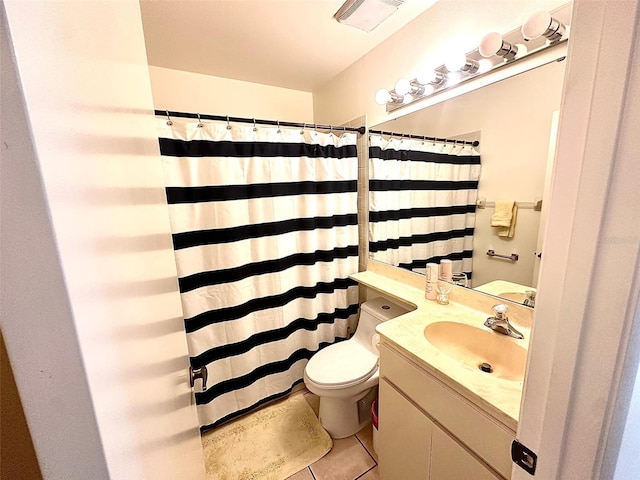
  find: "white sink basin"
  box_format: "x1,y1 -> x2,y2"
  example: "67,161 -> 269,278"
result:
423,321 -> 527,381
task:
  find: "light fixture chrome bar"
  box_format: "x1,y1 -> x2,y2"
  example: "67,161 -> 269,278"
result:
408,80 -> 425,96
376,5 -> 570,113
381,34 -> 568,112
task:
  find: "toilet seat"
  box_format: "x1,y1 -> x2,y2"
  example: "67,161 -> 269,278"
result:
305,342 -> 378,389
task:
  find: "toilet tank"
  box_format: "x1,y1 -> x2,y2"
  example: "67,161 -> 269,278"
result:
361,297 -> 411,321
353,297 -> 411,350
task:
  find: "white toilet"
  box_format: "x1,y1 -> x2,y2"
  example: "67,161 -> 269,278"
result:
303,297 -> 410,438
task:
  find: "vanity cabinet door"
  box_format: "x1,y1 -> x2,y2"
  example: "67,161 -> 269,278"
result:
379,378 -> 432,479
380,343 -> 514,478
430,426 -> 502,480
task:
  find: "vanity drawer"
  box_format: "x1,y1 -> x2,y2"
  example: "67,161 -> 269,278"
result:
380,343 -> 515,479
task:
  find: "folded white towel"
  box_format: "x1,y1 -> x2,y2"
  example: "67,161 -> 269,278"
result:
498,204 -> 518,237
491,200 -> 514,227
491,201 -> 518,238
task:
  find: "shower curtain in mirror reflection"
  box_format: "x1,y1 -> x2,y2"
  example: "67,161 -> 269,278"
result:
369,135 -> 481,277
158,118 -> 359,431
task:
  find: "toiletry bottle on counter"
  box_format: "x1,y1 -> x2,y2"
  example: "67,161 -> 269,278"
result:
439,259 -> 453,282
425,263 -> 438,300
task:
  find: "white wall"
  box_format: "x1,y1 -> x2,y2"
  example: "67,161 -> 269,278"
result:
149,66 -> 314,122
1,1 -> 205,479
1,8 -> 108,478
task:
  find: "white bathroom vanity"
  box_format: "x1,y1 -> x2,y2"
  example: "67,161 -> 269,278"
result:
351,261 -> 533,479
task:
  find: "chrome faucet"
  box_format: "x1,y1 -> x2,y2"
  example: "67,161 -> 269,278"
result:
524,290 -> 536,308
484,304 -> 524,340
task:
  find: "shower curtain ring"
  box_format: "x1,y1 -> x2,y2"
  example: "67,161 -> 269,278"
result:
226,115 -> 231,130
165,110 -> 173,126
300,123 -> 305,135
253,118 -> 257,132
277,120 -> 281,133
197,113 -> 203,128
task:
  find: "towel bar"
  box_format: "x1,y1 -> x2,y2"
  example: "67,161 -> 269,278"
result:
477,199 -> 542,211
486,249 -> 519,261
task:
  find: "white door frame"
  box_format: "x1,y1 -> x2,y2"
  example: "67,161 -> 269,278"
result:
515,1 -> 640,478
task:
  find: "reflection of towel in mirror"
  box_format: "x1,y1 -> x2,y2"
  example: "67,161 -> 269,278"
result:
491,201 -> 518,238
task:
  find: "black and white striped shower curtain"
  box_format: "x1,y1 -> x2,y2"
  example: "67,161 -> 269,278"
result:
158,117 -> 360,430
369,135 -> 481,277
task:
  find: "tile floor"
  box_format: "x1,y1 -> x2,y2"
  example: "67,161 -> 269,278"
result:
285,392 -> 379,480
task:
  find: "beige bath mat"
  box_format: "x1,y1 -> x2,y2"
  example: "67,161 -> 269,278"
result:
201,393 -> 332,480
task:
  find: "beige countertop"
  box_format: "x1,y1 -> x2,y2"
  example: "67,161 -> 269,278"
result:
352,267 -> 532,432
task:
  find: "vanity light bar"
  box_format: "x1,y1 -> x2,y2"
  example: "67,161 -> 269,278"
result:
376,9 -> 569,112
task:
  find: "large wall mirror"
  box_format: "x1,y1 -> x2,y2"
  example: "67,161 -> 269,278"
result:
368,58 -> 566,306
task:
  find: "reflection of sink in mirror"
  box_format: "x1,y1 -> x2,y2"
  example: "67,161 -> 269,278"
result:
474,280 -> 536,307
499,292 -> 528,303
423,321 -> 526,381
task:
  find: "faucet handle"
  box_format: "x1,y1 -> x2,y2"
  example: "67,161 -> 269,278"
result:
492,304 -> 508,319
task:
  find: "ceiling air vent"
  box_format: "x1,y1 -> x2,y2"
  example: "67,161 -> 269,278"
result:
334,0 -> 405,32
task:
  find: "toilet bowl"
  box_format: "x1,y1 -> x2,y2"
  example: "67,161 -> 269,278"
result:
303,297 -> 410,438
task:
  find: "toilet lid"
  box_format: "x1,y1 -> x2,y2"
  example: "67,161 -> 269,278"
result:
306,341 -> 378,388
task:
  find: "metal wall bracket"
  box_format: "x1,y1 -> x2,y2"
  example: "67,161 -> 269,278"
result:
189,365 -> 208,392
512,439 -> 537,475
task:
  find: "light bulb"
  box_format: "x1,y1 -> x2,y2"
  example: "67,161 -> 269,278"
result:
477,59 -> 493,74
479,32 -> 501,57
375,88 -> 391,105
417,67 -> 446,86
522,11 -> 551,40
445,52 -> 467,72
522,11 -> 565,42
447,71 -> 462,86
416,67 -> 436,85
422,84 -> 435,96
479,32 -> 520,61
395,78 -> 411,96
515,43 -> 528,57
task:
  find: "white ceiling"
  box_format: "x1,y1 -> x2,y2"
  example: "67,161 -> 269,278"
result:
139,0 -> 437,92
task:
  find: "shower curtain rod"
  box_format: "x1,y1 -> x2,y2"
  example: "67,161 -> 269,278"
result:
155,109 -> 366,135
369,128 -> 479,147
